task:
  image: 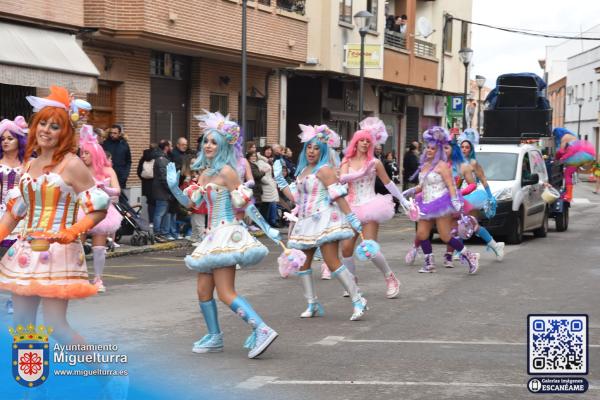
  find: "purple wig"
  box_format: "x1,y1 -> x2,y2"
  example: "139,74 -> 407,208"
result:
410,126 -> 450,182
0,116 -> 28,162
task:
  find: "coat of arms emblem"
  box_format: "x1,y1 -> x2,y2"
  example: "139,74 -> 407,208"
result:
9,324 -> 52,388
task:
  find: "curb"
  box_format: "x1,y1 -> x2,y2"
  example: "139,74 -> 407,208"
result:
86,240 -> 192,261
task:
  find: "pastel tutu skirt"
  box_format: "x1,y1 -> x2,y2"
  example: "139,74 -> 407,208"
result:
416,192 -> 471,220
560,140 -> 596,167
185,222 -> 268,273
351,194 -> 395,224
0,239 -> 97,299
464,189 -> 488,211
78,204 -> 123,236
288,205 -> 354,250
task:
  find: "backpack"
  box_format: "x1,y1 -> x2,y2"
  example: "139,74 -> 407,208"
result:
141,159 -> 155,179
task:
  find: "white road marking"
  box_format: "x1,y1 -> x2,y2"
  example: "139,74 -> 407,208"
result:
571,198 -> 591,204
315,336 -> 600,348
236,376 -> 278,389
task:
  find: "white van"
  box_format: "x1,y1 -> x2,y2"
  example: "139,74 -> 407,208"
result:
475,144 -> 549,244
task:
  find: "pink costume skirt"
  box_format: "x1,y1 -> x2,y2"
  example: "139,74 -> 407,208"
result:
351,194 -> 395,223
78,203 -> 122,236
0,239 -> 97,299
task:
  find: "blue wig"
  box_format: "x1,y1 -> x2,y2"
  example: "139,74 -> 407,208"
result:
191,129 -> 237,175
296,137 -> 330,176
552,127 -> 576,149
450,141 -> 465,167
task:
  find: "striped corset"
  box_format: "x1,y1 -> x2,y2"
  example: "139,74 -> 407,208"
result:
296,174 -> 329,218
19,172 -> 80,234
204,183 -> 236,230
0,164 -> 23,214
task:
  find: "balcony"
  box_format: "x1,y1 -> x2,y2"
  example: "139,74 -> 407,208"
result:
384,30 -> 407,51
414,38 -> 435,58
258,0 -> 306,15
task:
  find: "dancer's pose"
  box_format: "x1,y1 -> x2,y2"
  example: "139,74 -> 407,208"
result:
0,86 -> 109,344
553,127 -> 596,202
0,116 -> 27,314
78,126 -> 123,292
167,111 -> 280,358
274,124 -> 368,320
339,118 -> 407,298
457,129 -> 504,260
403,127 -> 479,274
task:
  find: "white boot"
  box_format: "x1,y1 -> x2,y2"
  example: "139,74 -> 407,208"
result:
298,269 -> 324,318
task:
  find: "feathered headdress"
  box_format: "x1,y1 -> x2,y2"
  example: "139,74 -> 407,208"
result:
422,126 -> 450,145
0,116 -> 28,137
26,86 -> 92,122
359,117 -> 388,145
298,124 -> 340,148
79,124 -> 99,148
195,110 -> 240,145
458,128 -> 480,146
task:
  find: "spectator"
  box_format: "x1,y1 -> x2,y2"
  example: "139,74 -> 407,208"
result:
394,14 -> 408,35
102,124 -> 131,190
403,142 -> 420,190
261,145 -> 274,164
136,143 -> 159,222
374,144 -> 388,195
385,15 -> 395,31
152,140 -> 173,242
171,137 -> 188,170
283,147 -> 296,178
181,157 -> 204,244
385,152 -> 401,213
247,152 -> 265,213
246,141 -> 257,155
256,151 -> 280,227
411,140 -> 421,156
195,133 -> 204,153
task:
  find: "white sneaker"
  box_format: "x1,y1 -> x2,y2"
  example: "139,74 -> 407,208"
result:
488,242 -> 505,261
320,263 -> 331,280
384,272 -> 400,299
350,297 -> 368,321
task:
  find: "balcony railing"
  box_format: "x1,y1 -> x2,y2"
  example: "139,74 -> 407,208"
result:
258,0 -> 271,5
276,0 -> 306,15
414,38 -> 436,58
384,30 -> 407,51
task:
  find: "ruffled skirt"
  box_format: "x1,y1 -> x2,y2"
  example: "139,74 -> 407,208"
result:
78,204 -> 123,236
0,239 -> 97,299
288,205 -> 354,249
351,194 -> 395,223
185,222 -> 268,273
561,140 -> 596,166
464,189 -> 488,211
416,192 -> 471,220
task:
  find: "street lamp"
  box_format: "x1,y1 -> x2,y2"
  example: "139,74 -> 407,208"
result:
576,97 -> 584,137
475,74 -> 486,133
241,0 -> 248,139
354,10 -> 373,121
458,47 -> 473,129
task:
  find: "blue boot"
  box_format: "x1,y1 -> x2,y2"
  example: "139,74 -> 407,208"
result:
193,299 -> 223,353
230,296 -> 278,359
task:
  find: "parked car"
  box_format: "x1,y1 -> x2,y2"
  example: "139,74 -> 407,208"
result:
476,143 -> 549,244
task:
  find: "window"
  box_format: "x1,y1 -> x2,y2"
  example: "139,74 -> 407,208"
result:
590,81 -> 593,100
582,83 -> 585,100
339,0 -> 352,24
575,85 -> 579,100
460,21 -> 469,49
210,93 -> 229,115
150,52 -> 187,79
443,17 -> 453,53
366,0 -> 378,30
597,80 -> 600,99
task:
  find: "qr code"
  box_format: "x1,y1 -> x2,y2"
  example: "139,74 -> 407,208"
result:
528,315 -> 588,375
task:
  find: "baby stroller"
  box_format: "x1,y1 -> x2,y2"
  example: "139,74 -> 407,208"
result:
113,199 -> 155,246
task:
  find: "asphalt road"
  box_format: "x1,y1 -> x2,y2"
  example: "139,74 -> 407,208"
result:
2,183 -> 599,400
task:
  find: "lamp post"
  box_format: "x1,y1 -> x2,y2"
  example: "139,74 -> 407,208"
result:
475,74 -> 486,133
354,10 -> 373,121
458,47 -> 473,129
576,97 -> 584,137
241,0 -> 248,138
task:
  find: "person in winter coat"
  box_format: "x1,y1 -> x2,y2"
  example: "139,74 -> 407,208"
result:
102,124 -> 132,190
137,143 -> 158,222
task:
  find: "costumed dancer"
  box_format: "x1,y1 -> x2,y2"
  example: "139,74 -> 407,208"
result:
402,126 -> 479,274
0,117 -> 27,314
167,111 -> 280,358
78,125 -> 123,292
553,127 -> 596,202
457,129 -> 504,261
274,124 -> 368,321
339,117 -> 408,298
0,86 -> 110,344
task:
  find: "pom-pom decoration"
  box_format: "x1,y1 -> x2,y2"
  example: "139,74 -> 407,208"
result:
359,117 -> 388,145
482,197 -> 497,219
453,214 -> 479,240
277,242 -> 306,278
354,233 -> 381,261
401,198 -> 421,221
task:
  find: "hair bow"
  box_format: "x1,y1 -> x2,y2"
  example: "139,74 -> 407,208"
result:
195,110 -> 240,145
359,117 -> 388,145
298,124 -> 340,147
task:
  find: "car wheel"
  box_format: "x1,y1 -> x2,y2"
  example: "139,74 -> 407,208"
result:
506,210 -> 523,244
533,208 -> 548,238
555,205 -> 569,232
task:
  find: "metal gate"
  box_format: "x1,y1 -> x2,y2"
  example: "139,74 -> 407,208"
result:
0,84 -> 35,120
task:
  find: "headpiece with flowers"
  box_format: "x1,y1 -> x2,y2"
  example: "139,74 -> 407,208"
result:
298,124 -> 340,148
0,116 -> 28,137
422,126 -> 451,146
26,86 -> 92,123
195,110 -> 240,145
458,128 -> 480,147
358,117 -> 388,145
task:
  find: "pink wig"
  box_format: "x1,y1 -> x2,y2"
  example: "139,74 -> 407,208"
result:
342,129 -> 374,164
79,125 -> 111,180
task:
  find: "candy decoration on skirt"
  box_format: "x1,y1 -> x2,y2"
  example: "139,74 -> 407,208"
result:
355,233 -> 381,261
453,214 -> 479,240
277,241 -> 306,278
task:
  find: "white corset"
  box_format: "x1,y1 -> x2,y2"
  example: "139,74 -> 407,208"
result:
348,168 -> 376,205
421,171 -> 448,203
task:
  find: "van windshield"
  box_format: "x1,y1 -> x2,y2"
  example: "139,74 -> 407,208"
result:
475,152 -> 518,181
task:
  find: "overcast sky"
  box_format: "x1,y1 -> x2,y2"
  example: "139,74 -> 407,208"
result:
470,0 -> 600,88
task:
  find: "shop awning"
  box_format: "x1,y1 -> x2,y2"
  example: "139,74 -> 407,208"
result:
0,22 -> 99,93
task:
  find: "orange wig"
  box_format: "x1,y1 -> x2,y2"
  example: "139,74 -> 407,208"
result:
25,107 -> 77,172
